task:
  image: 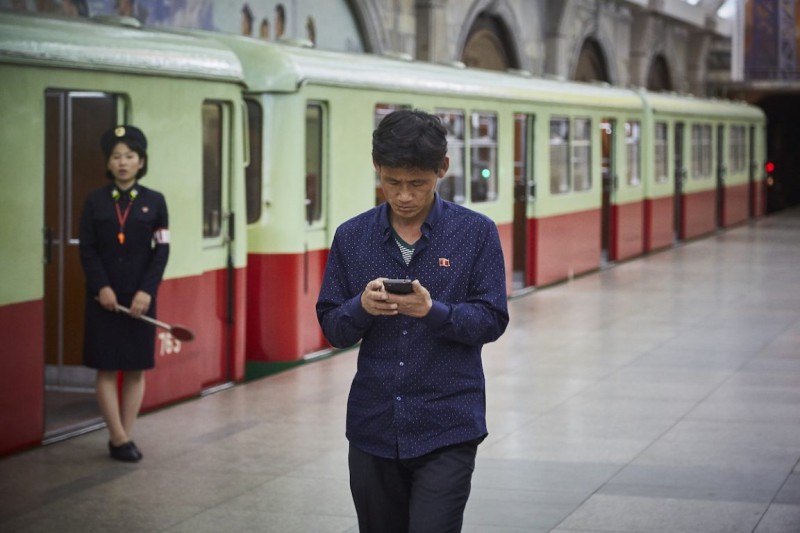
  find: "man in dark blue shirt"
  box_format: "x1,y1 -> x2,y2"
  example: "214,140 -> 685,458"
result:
317,109 -> 509,532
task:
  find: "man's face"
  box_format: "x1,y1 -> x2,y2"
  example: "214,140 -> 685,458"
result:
376,159 -> 448,224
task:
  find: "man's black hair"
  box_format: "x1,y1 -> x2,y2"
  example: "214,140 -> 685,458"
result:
372,109 -> 448,172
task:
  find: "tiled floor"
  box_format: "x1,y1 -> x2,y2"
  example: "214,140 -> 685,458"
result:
2,208 -> 800,533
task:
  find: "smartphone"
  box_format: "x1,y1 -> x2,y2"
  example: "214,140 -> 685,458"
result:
383,278 -> 413,294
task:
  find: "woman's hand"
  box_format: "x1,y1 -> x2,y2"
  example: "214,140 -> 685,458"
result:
129,291 -> 152,318
97,286 -> 118,312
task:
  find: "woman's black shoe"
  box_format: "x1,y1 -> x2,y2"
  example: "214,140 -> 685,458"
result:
108,441 -> 141,462
129,441 -> 143,459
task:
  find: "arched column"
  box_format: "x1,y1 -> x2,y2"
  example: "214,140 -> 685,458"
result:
543,0 -> 571,77
346,0 -> 389,53
416,0 -> 448,62
629,11 -> 660,87
687,30 -> 712,95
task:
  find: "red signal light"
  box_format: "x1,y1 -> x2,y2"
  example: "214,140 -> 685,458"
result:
765,161 -> 775,173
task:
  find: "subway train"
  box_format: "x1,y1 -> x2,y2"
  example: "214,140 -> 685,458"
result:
0,12 -> 766,455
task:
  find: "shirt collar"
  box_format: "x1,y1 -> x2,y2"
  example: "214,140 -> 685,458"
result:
110,183 -> 139,200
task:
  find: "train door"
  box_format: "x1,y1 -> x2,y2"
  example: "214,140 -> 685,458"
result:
600,118 -> 616,264
674,122 -> 685,242
43,91 -> 120,440
512,113 -> 535,289
716,124 -> 726,228
748,125 -> 756,217
200,100 -> 235,390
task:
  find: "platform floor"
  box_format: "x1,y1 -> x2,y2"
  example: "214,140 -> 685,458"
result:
2,208 -> 800,533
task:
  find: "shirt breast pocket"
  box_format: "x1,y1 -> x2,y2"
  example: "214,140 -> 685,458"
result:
132,205 -> 157,228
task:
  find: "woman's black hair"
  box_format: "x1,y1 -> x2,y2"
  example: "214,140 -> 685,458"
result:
372,109 -> 448,172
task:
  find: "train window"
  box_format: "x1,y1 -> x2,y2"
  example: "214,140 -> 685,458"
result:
435,109 -> 466,203
306,102 -> 324,225
470,111 -> 497,203
691,124 -> 712,179
573,118 -> 592,192
729,125 -> 746,173
625,120 -> 641,186
654,122 -> 669,183
374,103 -> 411,129
549,117 -> 570,194
374,103 -> 411,205
202,101 -> 224,238
245,99 -> 263,224
45,91 -> 121,242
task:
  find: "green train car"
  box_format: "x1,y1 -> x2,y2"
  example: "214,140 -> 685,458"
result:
0,11 -> 766,455
201,30 -> 764,362
0,12 -> 250,454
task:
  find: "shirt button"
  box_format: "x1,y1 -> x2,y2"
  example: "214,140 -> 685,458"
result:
402,330 -> 408,336
399,362 -> 404,367
396,396 -> 401,401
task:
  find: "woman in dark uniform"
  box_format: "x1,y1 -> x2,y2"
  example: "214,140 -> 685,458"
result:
79,125 -> 169,462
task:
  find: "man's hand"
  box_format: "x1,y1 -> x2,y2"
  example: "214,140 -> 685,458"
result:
360,278 -> 432,318
389,280 -> 432,318
361,278 -> 398,316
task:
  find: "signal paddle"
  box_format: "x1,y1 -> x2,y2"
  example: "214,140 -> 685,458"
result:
115,304 -> 195,342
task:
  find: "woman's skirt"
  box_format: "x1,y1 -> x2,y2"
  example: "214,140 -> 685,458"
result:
83,292 -> 157,371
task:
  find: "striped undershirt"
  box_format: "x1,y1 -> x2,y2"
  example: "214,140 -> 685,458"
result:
392,228 -> 415,265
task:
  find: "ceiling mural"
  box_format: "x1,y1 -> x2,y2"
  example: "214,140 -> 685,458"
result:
0,0 -> 364,52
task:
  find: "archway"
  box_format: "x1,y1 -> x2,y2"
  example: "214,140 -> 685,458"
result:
461,13 -> 519,71
574,38 -> 610,82
647,55 -> 673,92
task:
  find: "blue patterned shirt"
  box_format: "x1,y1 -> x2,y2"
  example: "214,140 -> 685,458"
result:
316,194 -> 509,459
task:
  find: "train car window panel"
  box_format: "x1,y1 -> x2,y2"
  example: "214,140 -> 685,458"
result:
435,109 -> 466,204
470,111 -> 498,203
691,124 -> 713,179
245,99 -> 263,224
549,117 -> 570,194
305,102 -> 324,225
202,101 -> 224,238
374,103 -> 412,205
625,120 -> 641,186
655,122 -> 669,184
702,125 -> 713,178
374,103 -> 411,129
572,118 -> 592,192
730,125 -> 746,173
